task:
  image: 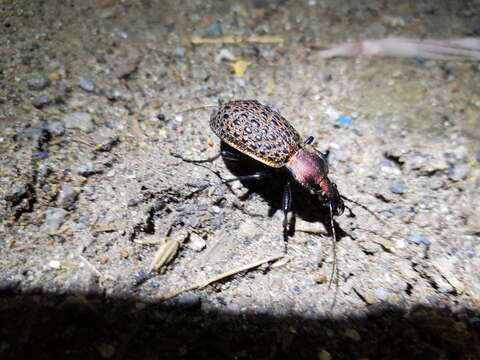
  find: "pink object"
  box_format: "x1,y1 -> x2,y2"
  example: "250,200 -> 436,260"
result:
318,37 -> 480,61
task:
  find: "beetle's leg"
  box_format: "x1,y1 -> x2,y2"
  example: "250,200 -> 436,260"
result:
222,170 -> 271,184
282,180 -> 292,252
220,150 -> 244,161
171,152 -> 221,163
304,136 -> 314,145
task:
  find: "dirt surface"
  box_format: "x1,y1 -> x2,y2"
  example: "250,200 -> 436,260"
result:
1,0 -> 480,359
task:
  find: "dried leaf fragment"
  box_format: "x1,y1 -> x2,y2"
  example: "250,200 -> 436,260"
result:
229,59 -> 251,77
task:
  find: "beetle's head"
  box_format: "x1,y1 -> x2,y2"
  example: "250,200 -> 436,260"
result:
286,145 -> 344,216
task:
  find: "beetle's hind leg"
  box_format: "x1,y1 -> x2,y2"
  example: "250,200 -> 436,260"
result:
222,169 -> 271,184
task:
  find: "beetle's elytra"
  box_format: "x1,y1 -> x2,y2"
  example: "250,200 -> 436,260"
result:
210,100 -> 344,217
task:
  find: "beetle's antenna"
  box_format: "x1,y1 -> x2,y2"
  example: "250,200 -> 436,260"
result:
327,201 -> 338,290
341,194 -> 385,224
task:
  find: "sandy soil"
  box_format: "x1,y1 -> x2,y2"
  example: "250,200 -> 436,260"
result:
1,0 -> 480,358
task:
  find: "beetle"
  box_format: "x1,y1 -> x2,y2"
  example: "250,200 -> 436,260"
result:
209,100 -> 344,220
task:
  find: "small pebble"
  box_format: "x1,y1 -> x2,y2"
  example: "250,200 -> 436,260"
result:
345,328 -> 361,341
449,163 -> 471,181
48,260 -> 61,269
45,207 -> 68,234
475,149 -> 480,163
32,95 -> 51,109
325,105 -> 340,120
107,88 -> 131,101
35,150 -> 49,160
318,349 -> 332,360
394,238 -> 407,249
63,112 -> 95,132
429,178 -> 444,190
374,287 -> 391,302
191,66 -> 209,81
175,46 -> 185,58
44,120 -> 65,136
185,215 -> 199,228
78,78 -> 96,93
210,214 -> 224,230
203,20 -> 222,37
407,234 -> 431,246
76,163 -> 97,177
127,199 -> 139,207
216,48 -> 236,62
96,343 -> 115,359
96,137 -> 120,152
389,180 -> 407,194
20,127 -> 44,142
56,184 -> 78,209
27,74 -> 50,90
5,184 -> 29,205
173,293 -> 201,309
0,341 -> 10,353
187,233 -> 206,251
153,199 -> 166,211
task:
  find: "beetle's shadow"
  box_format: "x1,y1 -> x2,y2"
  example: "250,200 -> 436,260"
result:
220,142 -> 348,241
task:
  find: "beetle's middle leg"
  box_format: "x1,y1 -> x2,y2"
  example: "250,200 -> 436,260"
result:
222,170 -> 271,184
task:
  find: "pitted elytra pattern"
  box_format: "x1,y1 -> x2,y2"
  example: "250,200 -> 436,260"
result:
210,100 -> 301,167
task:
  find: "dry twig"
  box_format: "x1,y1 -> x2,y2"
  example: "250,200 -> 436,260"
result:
160,253 -> 284,300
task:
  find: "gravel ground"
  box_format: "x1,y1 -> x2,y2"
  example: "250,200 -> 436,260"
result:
1,0 -> 480,359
